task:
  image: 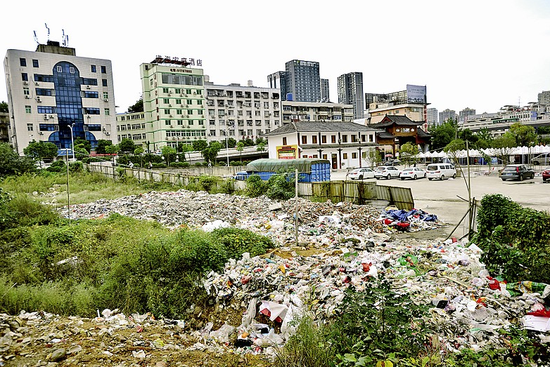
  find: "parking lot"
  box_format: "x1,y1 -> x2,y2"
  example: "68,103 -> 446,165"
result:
332,166 -> 550,238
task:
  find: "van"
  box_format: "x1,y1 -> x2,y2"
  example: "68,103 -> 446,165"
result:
532,153 -> 550,165
426,163 -> 456,180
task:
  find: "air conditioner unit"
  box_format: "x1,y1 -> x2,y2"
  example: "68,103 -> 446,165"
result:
86,85 -> 91,89
25,95 -> 30,99
35,82 -> 39,86
23,81 -> 29,85
103,99 -> 109,102
169,115 -> 173,118
43,115 -> 48,120
49,115 -> 54,119
36,97 -> 41,103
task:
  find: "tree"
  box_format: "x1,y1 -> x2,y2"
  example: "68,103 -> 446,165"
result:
96,139 -> 113,154
161,146 -> 176,166
428,119 -> 458,151
227,138 -> 237,149
23,141 -> 58,161
128,98 -> 143,113
74,137 -> 91,153
105,144 -> 119,155
119,138 -> 136,154
256,140 -> 267,152
202,141 -> 222,165
492,133 -> 516,165
236,141 -> 245,163
399,142 -> 419,166
0,101 -> 8,113
508,123 -> 537,147
192,140 -> 208,152
474,128 -> 493,149
0,143 -> 36,177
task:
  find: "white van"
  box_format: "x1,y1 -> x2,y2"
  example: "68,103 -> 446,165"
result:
532,153 -> 550,165
426,163 -> 456,180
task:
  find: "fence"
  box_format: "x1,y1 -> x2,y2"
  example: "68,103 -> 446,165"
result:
86,164 -> 414,210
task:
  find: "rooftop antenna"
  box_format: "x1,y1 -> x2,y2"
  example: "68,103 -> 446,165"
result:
33,30 -> 39,45
61,29 -> 69,46
45,23 -> 50,41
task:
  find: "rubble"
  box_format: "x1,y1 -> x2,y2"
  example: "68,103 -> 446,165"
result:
1,189 -> 548,365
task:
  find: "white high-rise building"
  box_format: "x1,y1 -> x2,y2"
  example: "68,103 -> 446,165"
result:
4,41 -> 117,154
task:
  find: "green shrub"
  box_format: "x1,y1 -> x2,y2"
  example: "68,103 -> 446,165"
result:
266,173 -> 295,200
245,174 -> 267,197
198,175 -> 219,192
211,227 -> 274,260
473,194 -> 550,283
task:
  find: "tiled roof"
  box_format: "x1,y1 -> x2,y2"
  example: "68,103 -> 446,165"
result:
266,121 -> 381,136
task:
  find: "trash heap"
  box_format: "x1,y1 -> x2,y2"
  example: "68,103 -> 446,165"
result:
4,189 -> 542,364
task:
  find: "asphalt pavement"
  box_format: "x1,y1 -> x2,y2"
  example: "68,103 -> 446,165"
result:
332,166 -> 550,239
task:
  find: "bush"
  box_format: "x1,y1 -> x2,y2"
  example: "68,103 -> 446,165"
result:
245,174 -> 267,197
46,160 -> 66,172
211,227 -> 274,260
266,173 -> 295,200
473,194 -> 550,283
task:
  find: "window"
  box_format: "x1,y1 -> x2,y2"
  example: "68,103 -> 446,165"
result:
351,135 -> 357,143
321,135 -> 327,144
20,58 -> 27,67
164,109 -> 170,114
21,73 -> 28,81
163,98 -> 169,104
23,88 -> 30,96
25,105 -> 31,113
103,92 -> 109,100
331,135 -> 336,144
342,135 -> 348,143
102,79 -> 107,87
301,136 -> 307,144
343,153 -> 348,159
32,59 -> 39,68
283,137 -> 287,145
352,152 -> 357,159
91,65 -> 97,73
312,135 -> 318,144
101,66 -> 106,73
105,108 -> 110,116
57,66 -> 62,72
27,123 -> 33,131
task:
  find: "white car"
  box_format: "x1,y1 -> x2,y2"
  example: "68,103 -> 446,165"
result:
426,163 -> 456,180
399,167 -> 426,180
348,168 -> 375,180
374,166 -> 400,180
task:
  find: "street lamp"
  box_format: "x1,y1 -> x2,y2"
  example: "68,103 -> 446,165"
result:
68,123 -> 75,161
225,124 -> 229,166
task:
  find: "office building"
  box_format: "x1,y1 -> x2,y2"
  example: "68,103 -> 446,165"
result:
320,78 -> 330,102
337,72 -> 364,119
427,107 -> 438,125
139,56 -> 206,151
458,107 -> 476,123
4,41 -> 117,154
439,109 -> 457,123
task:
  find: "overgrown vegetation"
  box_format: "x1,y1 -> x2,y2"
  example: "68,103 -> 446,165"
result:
473,194 -> 550,283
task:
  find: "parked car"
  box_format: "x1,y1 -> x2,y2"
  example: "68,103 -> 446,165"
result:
499,164 -> 535,181
374,166 -> 400,179
543,169 -> 550,182
532,153 -> 550,165
399,167 -> 426,180
348,167 -> 375,180
426,163 -> 456,180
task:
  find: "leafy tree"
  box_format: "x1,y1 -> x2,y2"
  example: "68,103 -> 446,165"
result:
399,142 -> 419,166
428,118 -> 458,150
134,146 -> 144,155
202,141 -> 222,165
242,138 -> 255,147
95,139 -> 113,154
74,138 -> 91,153
492,133 -> 516,165
458,128 -> 479,148
0,143 -> 36,177
236,141 -> 245,163
227,137 -> 236,149
23,141 -> 58,161
256,140 -> 267,152
161,146 -> 177,166
119,138 -> 136,154
0,101 -> 8,113
474,128 -> 493,149
192,139 -> 208,152
128,98 -> 143,113
508,122 -> 537,147
105,144 -> 119,155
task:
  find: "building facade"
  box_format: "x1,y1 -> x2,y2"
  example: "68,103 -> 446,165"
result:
266,121 -> 379,169
427,107 -> 438,125
284,59 -> 321,102
365,85 -> 428,127
115,112 -> 147,149
4,41 -> 117,154
320,78 -> 330,102
439,109 -> 457,123
139,56 -> 206,151
538,90 -> 550,106
282,101 -> 354,124
204,82 -> 281,142
458,107 -> 476,123
337,72 -> 364,120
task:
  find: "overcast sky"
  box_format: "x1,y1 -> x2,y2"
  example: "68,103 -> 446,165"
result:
2,0 -> 550,116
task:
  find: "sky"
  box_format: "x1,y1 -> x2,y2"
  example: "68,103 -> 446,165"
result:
2,0 -> 550,117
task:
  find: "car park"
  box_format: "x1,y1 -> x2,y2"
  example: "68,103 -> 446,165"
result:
399,167 -> 426,180
374,166 -> 400,180
532,153 -> 550,165
348,167 -> 375,180
426,163 -> 456,180
499,164 -> 535,181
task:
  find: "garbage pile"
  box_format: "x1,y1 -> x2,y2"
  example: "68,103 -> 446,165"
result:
3,189 -> 544,364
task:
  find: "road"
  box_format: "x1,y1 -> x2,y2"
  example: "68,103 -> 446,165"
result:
331,167 -> 550,239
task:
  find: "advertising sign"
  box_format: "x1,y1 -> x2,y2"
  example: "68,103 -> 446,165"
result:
277,145 -> 297,159
406,84 -> 427,103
